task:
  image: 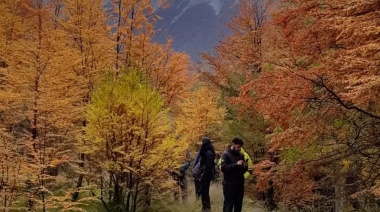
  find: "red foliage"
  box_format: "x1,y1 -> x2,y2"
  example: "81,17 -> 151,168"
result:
253,160 -> 277,192
274,0 -> 380,110
230,1 -> 380,208
274,164 -> 319,208
230,70 -> 313,128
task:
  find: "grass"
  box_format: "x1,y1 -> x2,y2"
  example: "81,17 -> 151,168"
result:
8,181 -> 267,211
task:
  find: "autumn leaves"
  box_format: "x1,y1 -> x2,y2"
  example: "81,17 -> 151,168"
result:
0,0 -> 379,211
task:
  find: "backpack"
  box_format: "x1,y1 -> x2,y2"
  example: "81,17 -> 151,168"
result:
193,159 -> 219,181
192,160 -> 204,179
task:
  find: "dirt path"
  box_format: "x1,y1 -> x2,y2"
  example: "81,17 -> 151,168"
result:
168,181 -> 268,212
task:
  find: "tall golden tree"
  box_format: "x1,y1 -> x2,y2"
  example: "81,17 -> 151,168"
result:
0,0 -> 87,210
55,0 -> 114,200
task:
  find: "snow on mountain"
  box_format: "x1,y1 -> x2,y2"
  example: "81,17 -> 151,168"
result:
208,0 -> 222,15
168,0 -> 228,25
189,0 -> 223,16
153,0 -> 239,62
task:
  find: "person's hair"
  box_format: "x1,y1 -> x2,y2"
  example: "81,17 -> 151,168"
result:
202,137 -> 211,146
199,137 -> 215,163
232,137 -> 244,146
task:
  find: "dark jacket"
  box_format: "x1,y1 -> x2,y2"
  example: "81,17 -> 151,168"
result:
199,138 -> 215,181
221,148 -> 247,186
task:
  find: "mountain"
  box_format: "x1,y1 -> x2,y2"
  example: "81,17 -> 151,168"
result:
153,0 -> 239,62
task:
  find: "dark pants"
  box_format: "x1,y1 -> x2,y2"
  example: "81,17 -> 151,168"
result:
201,179 -> 211,211
223,184 -> 244,212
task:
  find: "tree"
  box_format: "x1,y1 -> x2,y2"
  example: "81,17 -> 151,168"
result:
0,129 -> 24,211
84,70 -> 187,212
201,0 -> 273,92
108,0 -> 191,108
0,0 -> 87,210
232,0 -> 380,210
57,0 -> 113,83
54,0 -> 115,200
0,1 -> 29,209
200,0 -> 273,151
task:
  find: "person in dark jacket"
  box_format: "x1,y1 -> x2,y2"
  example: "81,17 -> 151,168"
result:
198,137 -> 215,212
221,137 -> 248,212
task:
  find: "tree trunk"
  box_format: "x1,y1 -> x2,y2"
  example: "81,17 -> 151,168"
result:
334,165 -> 344,212
72,153 -> 85,200
73,120 -> 87,200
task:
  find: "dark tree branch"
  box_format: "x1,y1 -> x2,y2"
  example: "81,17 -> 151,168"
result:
283,67 -> 380,121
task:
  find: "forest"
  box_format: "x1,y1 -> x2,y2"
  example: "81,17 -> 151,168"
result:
0,0 -> 379,211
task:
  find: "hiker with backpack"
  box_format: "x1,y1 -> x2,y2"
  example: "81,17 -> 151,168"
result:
220,137 -> 248,212
193,137 -> 216,212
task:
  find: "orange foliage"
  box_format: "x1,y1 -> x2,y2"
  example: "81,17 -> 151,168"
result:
274,0 -> 380,113
108,0 -> 191,107
274,164 -> 319,208
137,40 -> 191,107
233,0 -> 380,143
253,160 -> 276,192
230,70 -> 312,128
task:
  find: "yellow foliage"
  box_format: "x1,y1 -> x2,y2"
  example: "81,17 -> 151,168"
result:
175,85 -> 226,144
85,71 -> 187,210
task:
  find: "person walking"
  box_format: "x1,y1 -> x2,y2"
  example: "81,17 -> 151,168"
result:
194,137 -> 215,212
221,137 -> 248,212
